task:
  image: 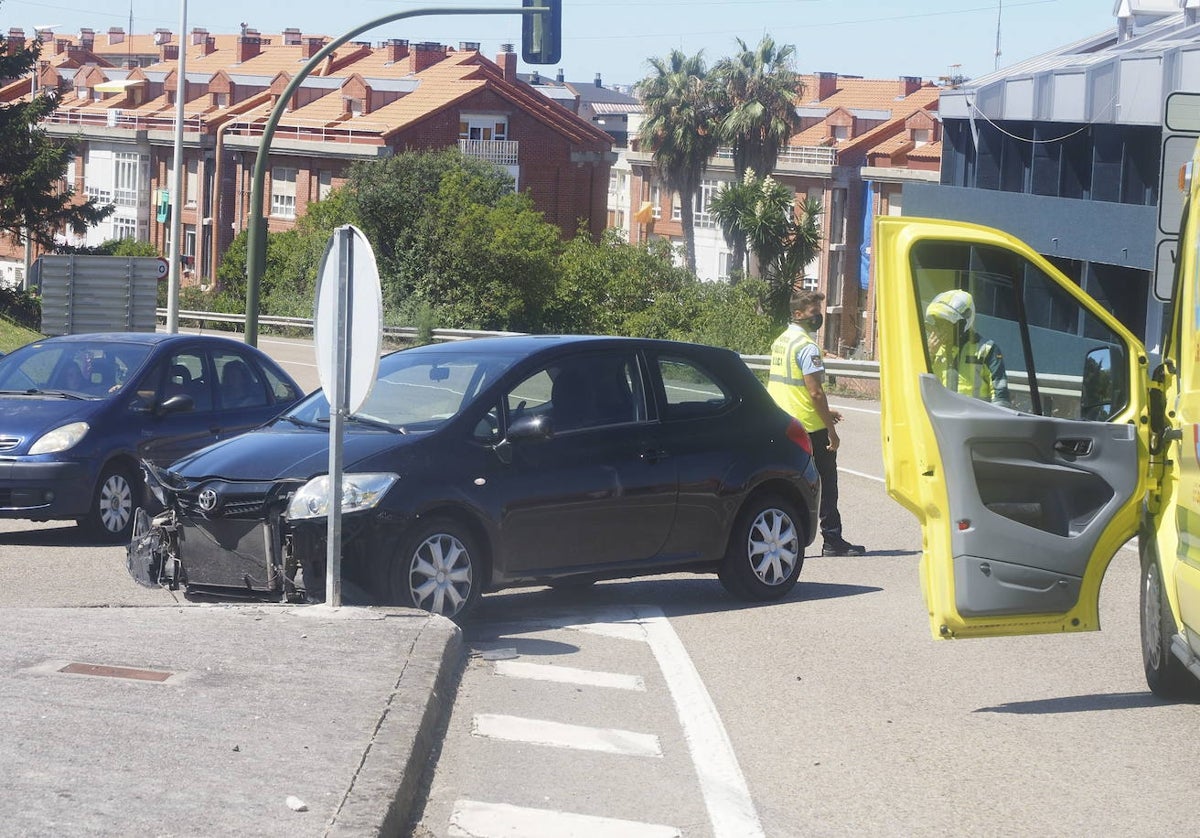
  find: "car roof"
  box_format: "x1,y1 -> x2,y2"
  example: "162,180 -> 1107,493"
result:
26,332 -> 256,349
395,334 -> 735,361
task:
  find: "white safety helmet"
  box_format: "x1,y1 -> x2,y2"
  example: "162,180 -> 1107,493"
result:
925,289 -> 975,331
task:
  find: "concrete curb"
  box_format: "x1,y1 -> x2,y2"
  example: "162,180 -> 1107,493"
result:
327,613 -> 464,837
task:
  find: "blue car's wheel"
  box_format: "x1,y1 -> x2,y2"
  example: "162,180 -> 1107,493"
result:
81,463 -> 139,543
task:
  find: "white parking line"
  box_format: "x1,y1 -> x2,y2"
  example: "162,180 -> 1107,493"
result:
831,401 -> 880,415
493,660 -> 646,691
448,800 -> 681,838
632,606 -> 766,838
472,713 -> 662,757
839,466 -> 885,484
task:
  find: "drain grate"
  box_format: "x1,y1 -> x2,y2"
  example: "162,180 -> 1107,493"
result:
58,662 -> 174,682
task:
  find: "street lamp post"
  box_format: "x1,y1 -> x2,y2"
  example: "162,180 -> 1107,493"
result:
165,0 -> 188,333
243,4 -> 554,346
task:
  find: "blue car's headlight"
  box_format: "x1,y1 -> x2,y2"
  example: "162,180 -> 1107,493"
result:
286,473 -> 398,520
29,421 -> 89,455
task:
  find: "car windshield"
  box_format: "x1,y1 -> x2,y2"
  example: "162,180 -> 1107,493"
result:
283,348 -> 518,432
0,340 -> 153,398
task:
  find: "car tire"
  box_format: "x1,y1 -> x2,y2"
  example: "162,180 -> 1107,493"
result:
81,463 -> 140,543
719,493 -> 804,601
388,516 -> 483,623
1140,550 -> 1200,699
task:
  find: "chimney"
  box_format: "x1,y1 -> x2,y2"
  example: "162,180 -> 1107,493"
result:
897,75 -> 922,97
498,43 -> 516,81
199,36 -> 216,57
161,44 -> 179,62
236,35 -> 262,63
303,37 -> 325,59
530,69 -> 541,85
190,27 -> 208,46
816,71 -> 838,101
79,27 -> 94,51
6,28 -> 25,55
555,68 -> 564,83
282,27 -> 302,46
411,41 -> 446,73
386,38 -> 409,63
458,41 -> 480,52
153,28 -> 172,45
53,38 -> 69,56
594,72 -> 602,88
107,27 -> 124,46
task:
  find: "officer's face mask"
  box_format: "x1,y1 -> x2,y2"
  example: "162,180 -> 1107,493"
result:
800,313 -> 823,332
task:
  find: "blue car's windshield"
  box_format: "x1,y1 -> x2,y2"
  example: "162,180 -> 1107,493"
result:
284,349 -> 518,431
0,340 -> 153,398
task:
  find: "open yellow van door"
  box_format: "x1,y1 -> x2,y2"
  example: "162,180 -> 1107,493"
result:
875,216 -> 1153,640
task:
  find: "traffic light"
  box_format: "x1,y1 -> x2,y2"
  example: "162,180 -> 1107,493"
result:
522,0 -> 561,65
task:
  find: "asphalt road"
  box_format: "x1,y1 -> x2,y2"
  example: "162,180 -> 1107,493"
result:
0,336 -> 1189,834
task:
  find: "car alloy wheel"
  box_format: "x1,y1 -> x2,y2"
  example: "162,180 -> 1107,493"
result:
719,493 -> 804,601
1140,549 -> 1198,699
398,517 -> 482,622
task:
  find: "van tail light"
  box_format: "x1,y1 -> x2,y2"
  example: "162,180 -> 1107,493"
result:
786,418 -> 813,456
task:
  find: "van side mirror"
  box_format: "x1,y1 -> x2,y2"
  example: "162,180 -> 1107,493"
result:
1080,345 -> 1124,421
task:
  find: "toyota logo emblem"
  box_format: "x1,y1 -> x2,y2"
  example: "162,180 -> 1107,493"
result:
198,489 -> 219,512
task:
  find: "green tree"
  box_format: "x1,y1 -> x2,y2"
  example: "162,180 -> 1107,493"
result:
711,35 -> 804,180
548,228 -> 693,335
0,30 -> 112,247
415,172 -> 560,331
636,49 -> 720,274
712,174 -> 822,323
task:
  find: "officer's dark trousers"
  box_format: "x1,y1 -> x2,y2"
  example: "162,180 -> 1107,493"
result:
808,428 -> 842,540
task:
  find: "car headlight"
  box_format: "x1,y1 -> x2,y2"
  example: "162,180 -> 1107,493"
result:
29,421 -> 89,455
286,472 -> 398,520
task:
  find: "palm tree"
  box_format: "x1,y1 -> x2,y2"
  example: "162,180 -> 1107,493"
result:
636,50 -> 720,274
712,36 -> 805,180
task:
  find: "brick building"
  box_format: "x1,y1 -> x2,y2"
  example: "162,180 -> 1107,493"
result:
0,27 -> 613,286
623,73 -> 940,358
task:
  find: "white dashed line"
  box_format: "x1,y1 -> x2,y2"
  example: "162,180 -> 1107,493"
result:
493,660 -> 646,691
448,800 -> 681,838
472,713 -> 663,757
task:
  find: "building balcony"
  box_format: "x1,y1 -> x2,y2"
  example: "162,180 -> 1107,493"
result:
459,139 -> 520,166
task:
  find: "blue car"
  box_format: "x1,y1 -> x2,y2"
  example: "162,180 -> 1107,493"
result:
0,332 -> 303,541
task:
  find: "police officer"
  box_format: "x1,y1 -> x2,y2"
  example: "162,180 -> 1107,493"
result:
924,289 -> 1011,408
768,290 -> 866,557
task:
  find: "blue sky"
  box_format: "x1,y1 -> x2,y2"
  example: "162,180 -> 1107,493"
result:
5,0 -> 1120,87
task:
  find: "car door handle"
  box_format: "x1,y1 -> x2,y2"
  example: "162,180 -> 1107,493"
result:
1054,438 -> 1092,456
640,448 -> 669,463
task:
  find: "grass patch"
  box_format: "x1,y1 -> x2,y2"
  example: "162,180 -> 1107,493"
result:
0,313 -> 43,353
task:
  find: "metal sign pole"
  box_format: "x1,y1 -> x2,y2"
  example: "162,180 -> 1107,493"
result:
325,227 -> 352,607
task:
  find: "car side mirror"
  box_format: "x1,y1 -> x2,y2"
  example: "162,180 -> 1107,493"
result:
157,393 -> 195,416
493,413 -> 553,465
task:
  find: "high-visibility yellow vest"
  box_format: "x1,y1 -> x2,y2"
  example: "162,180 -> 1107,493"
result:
767,323 -> 825,432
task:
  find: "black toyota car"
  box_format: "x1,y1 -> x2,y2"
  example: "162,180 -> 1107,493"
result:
129,335 -> 820,621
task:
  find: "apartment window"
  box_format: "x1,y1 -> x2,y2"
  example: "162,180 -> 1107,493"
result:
317,170 -> 333,201
458,114 -> 507,141
348,98 -> 364,117
271,166 -> 297,219
114,152 -> 141,208
113,217 -> 137,240
912,128 -> 932,146
672,180 -> 721,227
650,183 -> 661,219
831,124 -> 850,141
185,159 -> 198,207
214,93 -> 228,107
183,226 -> 196,272
608,170 -> 618,199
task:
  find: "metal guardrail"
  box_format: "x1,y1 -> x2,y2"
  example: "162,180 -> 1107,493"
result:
159,309 -> 882,380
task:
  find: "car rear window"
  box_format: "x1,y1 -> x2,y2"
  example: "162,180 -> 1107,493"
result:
657,355 -> 733,420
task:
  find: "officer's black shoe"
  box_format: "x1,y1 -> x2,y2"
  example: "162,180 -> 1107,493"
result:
821,537 -> 866,557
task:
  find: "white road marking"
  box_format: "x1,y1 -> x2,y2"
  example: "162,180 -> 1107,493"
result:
630,606 -> 766,838
493,660 -> 646,691
448,800 -> 681,838
831,401 -> 880,415
838,465 -> 885,484
472,713 -> 662,757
